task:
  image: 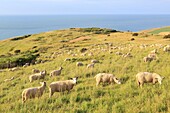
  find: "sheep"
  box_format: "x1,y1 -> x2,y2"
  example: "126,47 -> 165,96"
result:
29,70 -> 46,82
49,77 -> 78,97
4,76 -> 14,82
91,59 -> 99,63
64,58 -> 71,61
150,49 -> 158,54
32,68 -> 40,73
136,72 -> 164,87
23,63 -> 29,68
22,82 -> 46,103
147,53 -> 157,60
50,67 -> 63,77
94,73 -> 121,86
9,67 -> 20,71
87,63 -> 95,68
143,56 -> 153,62
163,45 -> 170,52
123,52 -> 133,58
76,62 -> 84,67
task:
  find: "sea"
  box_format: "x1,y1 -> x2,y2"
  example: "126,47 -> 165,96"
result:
0,15 -> 170,40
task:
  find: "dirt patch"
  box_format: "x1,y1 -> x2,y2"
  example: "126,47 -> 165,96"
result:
69,36 -> 91,43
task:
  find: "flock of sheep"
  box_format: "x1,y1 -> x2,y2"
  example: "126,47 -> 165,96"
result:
21,66 -> 164,104
3,43 -> 169,104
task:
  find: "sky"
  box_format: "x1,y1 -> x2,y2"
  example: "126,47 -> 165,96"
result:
0,0 -> 170,15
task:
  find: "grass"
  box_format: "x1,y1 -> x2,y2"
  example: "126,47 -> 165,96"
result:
0,28 -> 170,113
148,26 -> 170,34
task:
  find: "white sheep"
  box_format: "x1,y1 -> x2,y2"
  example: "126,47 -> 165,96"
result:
87,63 -> 95,68
91,59 -> 99,63
150,49 -> 158,54
147,53 -> 157,60
49,77 -> 78,97
64,58 -> 71,61
94,73 -> 121,86
9,67 -> 20,71
136,72 -> 164,87
76,62 -> 84,67
22,82 -> 46,103
163,45 -> 170,52
50,67 -> 63,76
4,76 -> 14,82
29,70 -> 46,82
143,56 -> 153,62
32,68 -> 40,73
23,63 -> 29,68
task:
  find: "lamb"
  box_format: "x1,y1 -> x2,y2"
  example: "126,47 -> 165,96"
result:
94,73 -> 121,86
32,68 -> 40,73
29,70 -> 46,82
76,62 -> 84,67
4,76 -> 14,82
22,82 -> 46,103
50,67 -> 63,76
136,72 -> 164,87
87,63 -> 95,68
163,45 -> 170,52
49,77 -> 78,97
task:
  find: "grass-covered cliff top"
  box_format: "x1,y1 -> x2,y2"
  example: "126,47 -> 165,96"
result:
0,27 -> 170,113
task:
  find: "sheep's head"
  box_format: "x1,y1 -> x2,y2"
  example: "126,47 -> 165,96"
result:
70,77 -> 78,84
113,77 -> 121,84
157,76 -> 164,85
60,67 -> 63,70
153,73 -> 164,85
40,82 -> 46,87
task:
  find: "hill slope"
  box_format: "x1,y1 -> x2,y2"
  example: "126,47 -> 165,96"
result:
0,28 -> 170,113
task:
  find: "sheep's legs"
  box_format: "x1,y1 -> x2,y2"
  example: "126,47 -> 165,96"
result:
49,89 -> 53,98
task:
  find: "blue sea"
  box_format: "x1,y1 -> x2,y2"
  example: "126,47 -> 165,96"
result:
0,15 -> 170,40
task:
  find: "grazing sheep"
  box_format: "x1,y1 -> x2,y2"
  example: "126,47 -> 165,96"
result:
23,63 -> 29,68
87,63 -> 95,68
163,45 -> 170,52
32,68 -> 40,73
150,49 -> 158,54
50,67 -> 63,76
4,76 -> 14,82
22,82 -> 46,103
9,67 -> 20,71
29,70 -> 46,82
136,72 -> 164,87
94,73 -> 121,86
49,77 -> 78,97
115,52 -> 123,55
143,56 -> 153,62
76,62 -> 84,67
123,52 -> 133,58
64,58 -> 71,61
147,53 -> 157,60
91,59 -> 99,63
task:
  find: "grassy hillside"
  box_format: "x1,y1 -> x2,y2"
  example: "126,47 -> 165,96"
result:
141,26 -> 170,35
0,28 -> 170,113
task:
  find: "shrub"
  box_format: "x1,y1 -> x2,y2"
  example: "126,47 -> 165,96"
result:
10,34 -> 31,41
163,34 -> 170,39
14,50 -> 21,54
132,33 -> 139,36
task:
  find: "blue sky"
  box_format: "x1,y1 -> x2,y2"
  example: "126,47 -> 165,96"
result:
0,0 -> 169,15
